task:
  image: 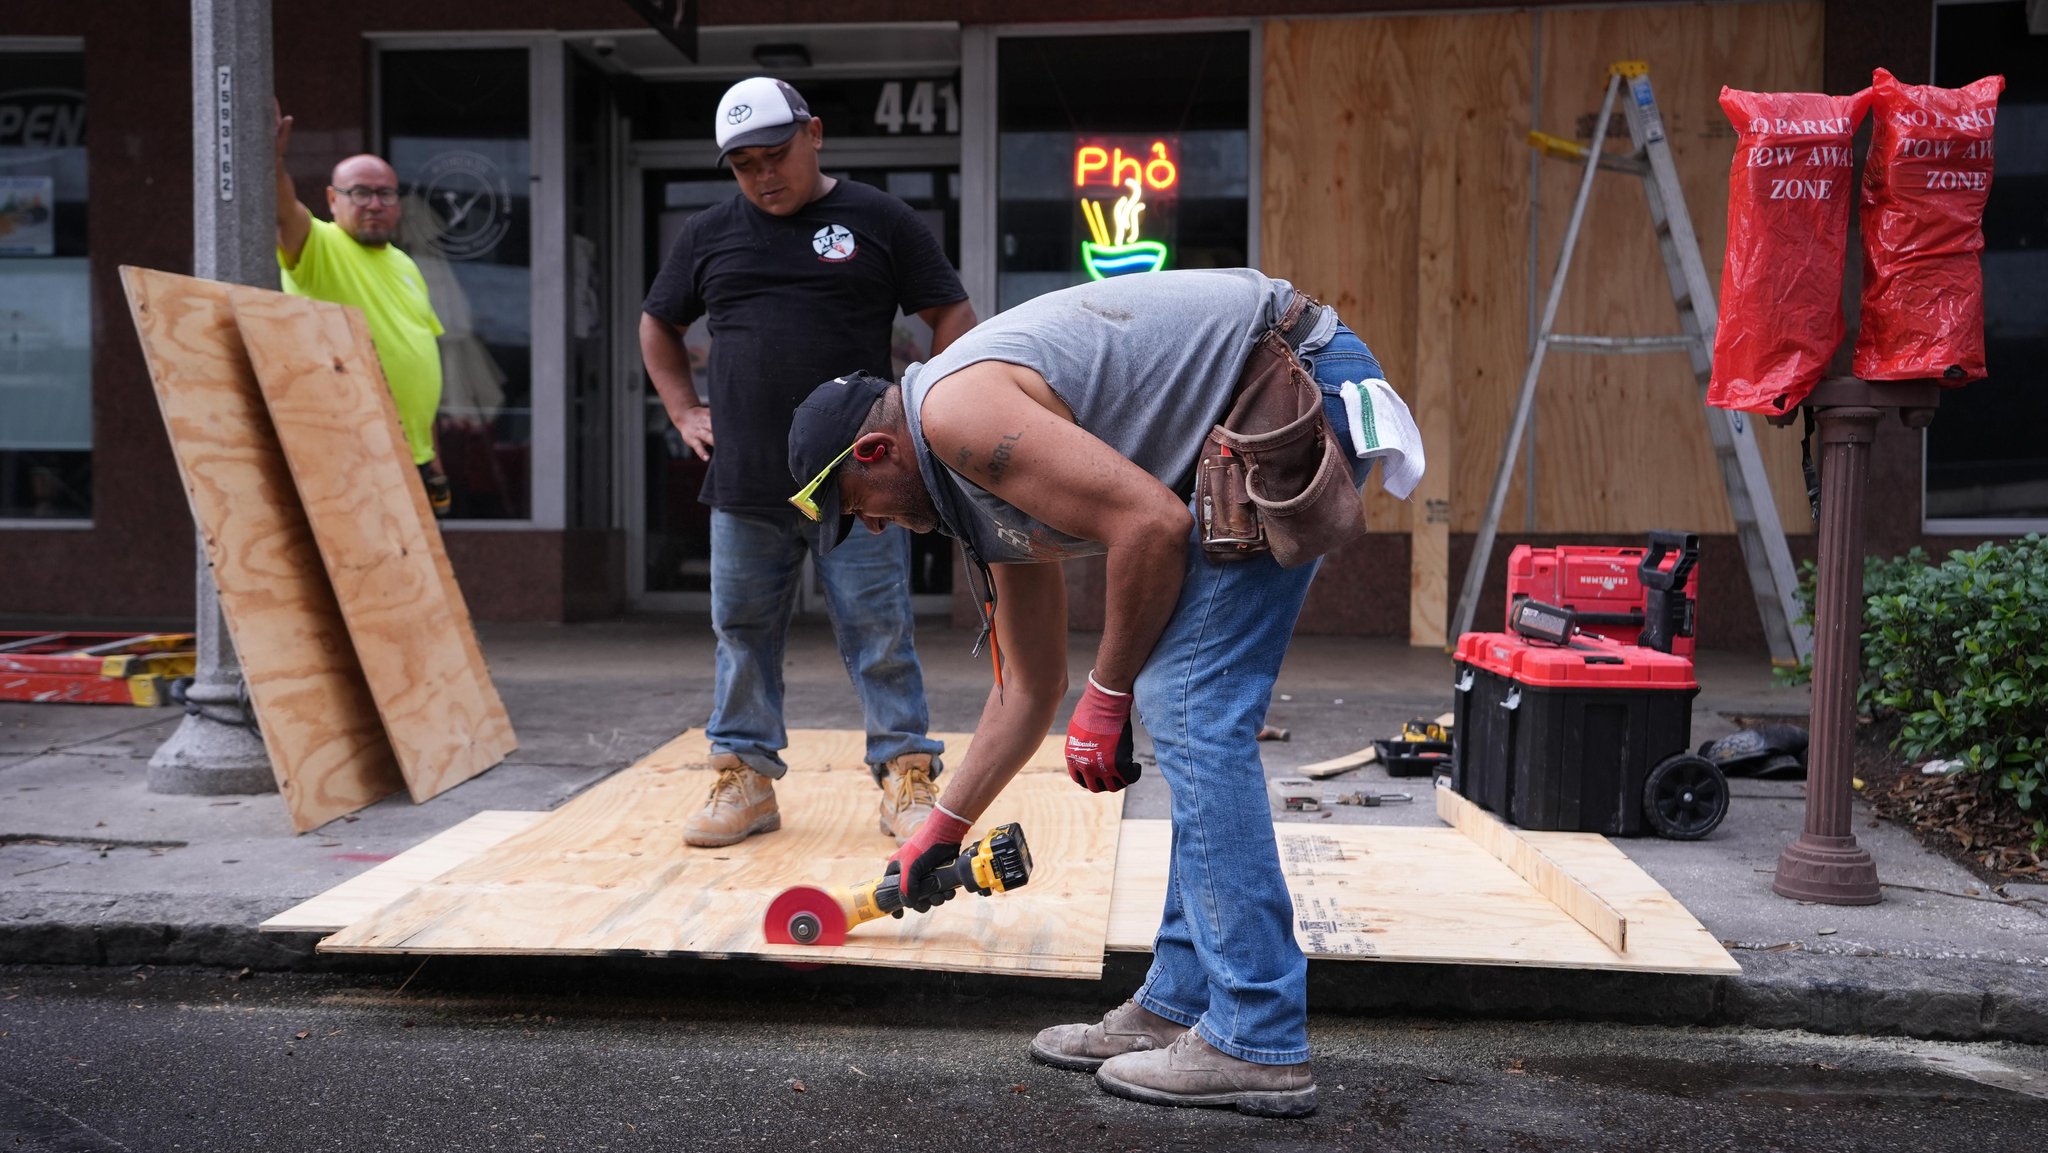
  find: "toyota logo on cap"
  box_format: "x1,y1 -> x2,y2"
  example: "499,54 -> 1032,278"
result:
727,104 -> 752,125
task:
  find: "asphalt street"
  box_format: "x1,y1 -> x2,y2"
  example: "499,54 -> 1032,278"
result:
3,964 -> 2045,1152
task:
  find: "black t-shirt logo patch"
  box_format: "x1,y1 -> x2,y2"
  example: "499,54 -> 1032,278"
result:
812,224 -> 857,262
727,104 -> 752,124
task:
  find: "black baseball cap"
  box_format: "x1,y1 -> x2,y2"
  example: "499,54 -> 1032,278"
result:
788,371 -> 893,554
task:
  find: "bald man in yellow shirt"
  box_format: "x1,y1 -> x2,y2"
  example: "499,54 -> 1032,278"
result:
273,104 -> 450,516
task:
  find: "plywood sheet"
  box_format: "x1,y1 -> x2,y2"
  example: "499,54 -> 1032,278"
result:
317,730 -> 1123,979
232,289 -> 516,804
119,266 -> 402,832
1435,783 -> 1627,953
1264,5 -> 1819,539
1264,12 -> 1532,538
1532,1 -> 1820,533
259,810 -> 547,934
1107,820 -> 1735,975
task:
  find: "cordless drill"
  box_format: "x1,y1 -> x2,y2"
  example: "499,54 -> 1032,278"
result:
764,822 -> 1034,947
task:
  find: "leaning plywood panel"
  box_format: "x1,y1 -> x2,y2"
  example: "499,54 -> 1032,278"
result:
318,730 -> 1120,978
231,289 -> 516,804
1107,820 -> 1735,975
118,267 -> 403,832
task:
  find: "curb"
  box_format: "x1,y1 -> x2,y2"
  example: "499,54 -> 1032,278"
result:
5,895 -> 2043,1044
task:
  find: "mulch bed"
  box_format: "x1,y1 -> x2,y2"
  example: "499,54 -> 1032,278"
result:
1854,720 -> 2047,886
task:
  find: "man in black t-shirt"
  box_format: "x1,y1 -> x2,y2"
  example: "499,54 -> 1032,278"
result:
640,77 -> 977,850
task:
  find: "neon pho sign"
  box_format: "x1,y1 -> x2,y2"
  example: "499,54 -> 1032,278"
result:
1074,139 -> 1177,280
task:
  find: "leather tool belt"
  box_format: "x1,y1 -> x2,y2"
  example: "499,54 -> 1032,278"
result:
1194,290 -> 1368,568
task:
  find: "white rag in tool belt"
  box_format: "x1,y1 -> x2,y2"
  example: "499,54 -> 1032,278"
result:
1339,379 -> 1426,500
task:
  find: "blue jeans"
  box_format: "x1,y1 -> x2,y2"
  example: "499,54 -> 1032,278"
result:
1131,323 -> 1381,1065
706,508 -> 942,780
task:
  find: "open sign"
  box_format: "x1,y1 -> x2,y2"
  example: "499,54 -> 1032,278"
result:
0,89 -> 87,149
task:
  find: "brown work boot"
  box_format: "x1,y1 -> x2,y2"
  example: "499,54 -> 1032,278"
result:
1096,1030 -> 1316,1118
878,753 -> 938,842
682,754 -> 780,848
1029,999 -> 1187,1073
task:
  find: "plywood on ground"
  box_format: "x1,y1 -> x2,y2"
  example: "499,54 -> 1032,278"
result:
1106,820 -> 1735,975
119,267 -> 402,832
1434,783 -> 1627,953
232,289 -> 516,803
317,730 -> 1121,978
260,810 -> 546,934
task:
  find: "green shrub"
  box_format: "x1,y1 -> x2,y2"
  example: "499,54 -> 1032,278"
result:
1777,537 -> 2048,849
1865,535 -> 2048,843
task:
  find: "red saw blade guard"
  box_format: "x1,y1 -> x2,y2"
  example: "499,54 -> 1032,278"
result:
763,885 -> 847,948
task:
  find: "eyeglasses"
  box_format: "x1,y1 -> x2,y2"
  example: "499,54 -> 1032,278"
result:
788,441 -> 857,521
334,186 -> 400,207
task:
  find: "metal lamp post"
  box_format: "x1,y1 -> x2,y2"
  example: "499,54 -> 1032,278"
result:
1770,375 -> 1939,904
148,0 -> 278,794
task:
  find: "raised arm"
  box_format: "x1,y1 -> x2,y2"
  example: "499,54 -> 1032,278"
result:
274,102 -> 312,266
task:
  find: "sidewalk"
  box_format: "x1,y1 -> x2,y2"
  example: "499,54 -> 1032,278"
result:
3,619 -> 2043,1040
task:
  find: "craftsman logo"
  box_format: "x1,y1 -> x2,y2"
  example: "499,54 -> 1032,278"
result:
415,150 -> 513,262
812,224 -> 856,262
727,103 -> 752,125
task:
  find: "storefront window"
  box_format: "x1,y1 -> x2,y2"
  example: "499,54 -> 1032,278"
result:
0,51 -> 89,520
380,48 -> 533,520
1924,1 -> 2047,525
996,31 -> 1250,311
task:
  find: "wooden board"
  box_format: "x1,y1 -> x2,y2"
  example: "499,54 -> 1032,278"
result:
232,289 -> 516,804
1263,5 -> 1819,539
1107,819 -> 1735,975
119,266 -> 403,832
1408,64 -> 1457,647
259,810 -> 546,933
317,730 -> 1124,979
1434,782 -> 1627,953
1531,2 -> 1820,533
1264,12 -> 1532,540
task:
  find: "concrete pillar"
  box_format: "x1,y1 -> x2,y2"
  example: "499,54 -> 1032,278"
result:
149,0 -> 279,795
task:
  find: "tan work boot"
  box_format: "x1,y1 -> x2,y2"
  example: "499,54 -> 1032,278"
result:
1096,1030 -> 1316,1118
682,754 -> 780,848
1029,999 -> 1187,1072
878,753 -> 938,842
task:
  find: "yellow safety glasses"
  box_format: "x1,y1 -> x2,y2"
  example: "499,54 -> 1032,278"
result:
787,441 -> 857,521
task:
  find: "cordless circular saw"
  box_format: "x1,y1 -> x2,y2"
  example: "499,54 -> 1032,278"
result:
763,822 -> 1034,947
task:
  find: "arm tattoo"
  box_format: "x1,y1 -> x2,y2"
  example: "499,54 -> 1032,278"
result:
955,446 -> 974,468
985,431 -> 1024,480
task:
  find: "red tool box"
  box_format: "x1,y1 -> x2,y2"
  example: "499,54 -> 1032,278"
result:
1506,531 -> 1699,658
1450,624 -> 1726,839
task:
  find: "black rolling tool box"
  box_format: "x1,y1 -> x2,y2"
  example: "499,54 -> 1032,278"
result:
1450,627 -> 1703,837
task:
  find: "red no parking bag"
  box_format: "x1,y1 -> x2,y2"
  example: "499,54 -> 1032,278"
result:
1708,87 -> 1870,414
1854,69 -> 2004,383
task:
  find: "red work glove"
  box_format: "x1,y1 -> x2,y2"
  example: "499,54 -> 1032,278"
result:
1066,672 -> 1141,793
884,804 -> 974,915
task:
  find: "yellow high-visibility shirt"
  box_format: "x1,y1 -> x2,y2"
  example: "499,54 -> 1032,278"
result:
280,218 -> 444,465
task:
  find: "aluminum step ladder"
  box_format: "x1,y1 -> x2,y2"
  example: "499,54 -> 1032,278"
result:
1450,61 -> 1813,666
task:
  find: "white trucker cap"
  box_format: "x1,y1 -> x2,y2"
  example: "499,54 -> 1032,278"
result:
714,77 -> 813,165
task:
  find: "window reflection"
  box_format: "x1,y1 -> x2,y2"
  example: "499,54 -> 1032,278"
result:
380,49 -> 533,520
0,51 -> 90,519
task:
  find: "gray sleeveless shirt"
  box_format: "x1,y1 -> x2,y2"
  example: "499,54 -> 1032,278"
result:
902,269 -> 1303,565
